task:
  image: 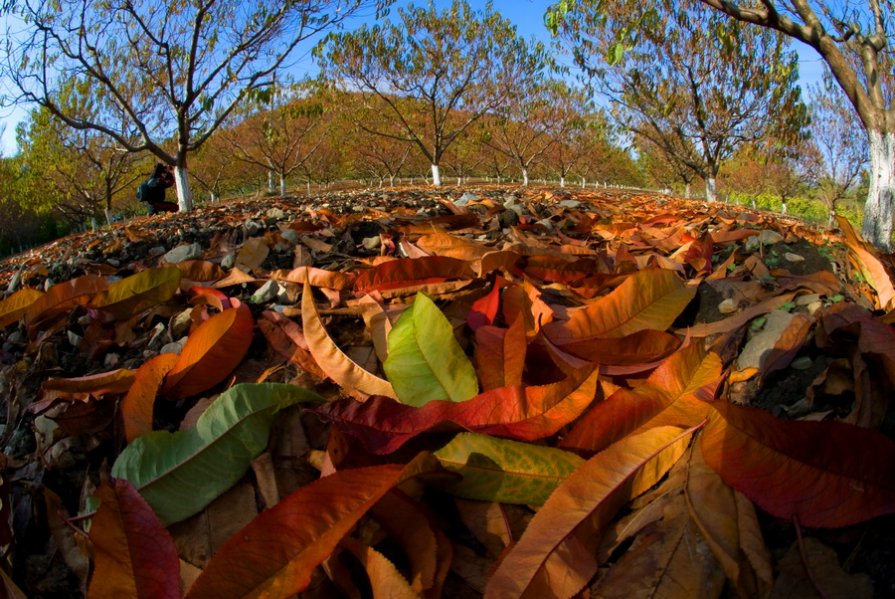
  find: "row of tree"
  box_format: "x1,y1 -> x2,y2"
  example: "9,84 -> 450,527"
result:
0,1 -> 879,244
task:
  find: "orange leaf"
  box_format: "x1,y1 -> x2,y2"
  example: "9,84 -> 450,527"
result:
0,287 -> 43,329
543,268 -> 695,342
88,480 -> 180,599
121,354 -> 179,442
32,369 -> 136,413
701,401 -> 895,527
474,315 -> 526,391
257,310 -> 327,380
162,304 -> 254,400
560,345 -> 720,453
836,215 -> 895,310
354,256 -> 475,294
301,281 -> 397,400
25,275 -> 108,331
184,457 -> 438,599
485,425 -> 698,599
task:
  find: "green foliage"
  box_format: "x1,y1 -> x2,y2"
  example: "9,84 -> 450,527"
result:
111,383 -> 322,524
383,292 -> 479,406
433,432 -> 584,505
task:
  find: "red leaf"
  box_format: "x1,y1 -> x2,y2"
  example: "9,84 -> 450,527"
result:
354,256 -> 475,294
314,368 -> 598,454
467,278 -> 507,331
88,480 -> 180,599
701,401 -> 895,528
162,303 -> 254,400
184,457 -> 438,599
560,345 -> 721,453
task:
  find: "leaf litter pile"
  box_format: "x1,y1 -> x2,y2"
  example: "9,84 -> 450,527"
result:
1,186 -> 895,598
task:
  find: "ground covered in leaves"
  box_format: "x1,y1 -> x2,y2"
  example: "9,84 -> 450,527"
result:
1,186 -> 895,598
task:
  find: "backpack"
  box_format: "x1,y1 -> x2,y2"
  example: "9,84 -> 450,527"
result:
136,179 -> 151,201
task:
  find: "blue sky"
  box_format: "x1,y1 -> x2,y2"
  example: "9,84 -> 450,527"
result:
0,0 -> 825,156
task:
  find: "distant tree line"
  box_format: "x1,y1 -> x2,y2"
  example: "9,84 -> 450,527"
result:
0,0 -> 873,254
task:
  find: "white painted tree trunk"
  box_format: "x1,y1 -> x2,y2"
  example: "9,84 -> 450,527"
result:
457,177 -> 461,186
705,177 -> 717,202
211,191 -> 217,204
430,164 -> 442,186
174,166 -> 193,211
684,183 -> 691,199
306,180 -> 311,194
389,175 -> 395,187
522,168 -> 529,186
279,174 -> 286,196
781,200 -> 788,214
268,171 -> 275,193
104,208 -> 113,225
581,177 -> 586,188
863,130 -> 895,250
560,177 -> 566,188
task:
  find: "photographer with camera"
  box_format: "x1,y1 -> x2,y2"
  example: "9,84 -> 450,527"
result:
136,163 -> 178,214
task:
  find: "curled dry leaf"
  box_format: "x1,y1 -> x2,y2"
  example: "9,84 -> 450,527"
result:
121,353 -> 179,442
302,280 -> 397,399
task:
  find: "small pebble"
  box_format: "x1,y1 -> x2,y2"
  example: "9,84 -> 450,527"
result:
718,298 -> 739,314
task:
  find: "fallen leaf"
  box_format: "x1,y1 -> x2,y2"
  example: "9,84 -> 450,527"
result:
383,292 -> 478,405
88,479 -> 180,599
770,537 -> 873,599
341,538 -> 419,599
701,401 -> 895,527
434,432 -> 584,505
112,383 -> 321,524
302,281 -> 397,399
0,287 -> 43,328
836,215 -> 895,311
162,303 -> 254,400
485,425 -> 698,599
121,353 -> 179,442
184,455 -> 438,599
560,345 -> 720,453
89,266 -> 181,323
315,368 -> 598,454
543,268 -> 696,342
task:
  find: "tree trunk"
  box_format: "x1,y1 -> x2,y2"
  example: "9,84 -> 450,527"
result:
684,183 -> 691,199
389,175 -> 395,187
279,173 -> 286,197
560,176 -> 565,188
104,208 -> 113,226
211,191 -> 218,204
863,130 -> 895,250
268,170 -> 275,194
430,164 -> 442,186
581,177 -> 586,188
174,166 -> 193,211
522,168 -> 529,186
704,177 -> 717,202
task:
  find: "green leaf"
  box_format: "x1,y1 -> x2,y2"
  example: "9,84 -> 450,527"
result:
111,383 -> 322,525
383,292 -> 478,406
90,267 -> 181,322
433,433 -> 584,505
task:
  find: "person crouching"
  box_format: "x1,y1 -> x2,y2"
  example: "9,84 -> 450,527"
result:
137,163 -> 178,214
